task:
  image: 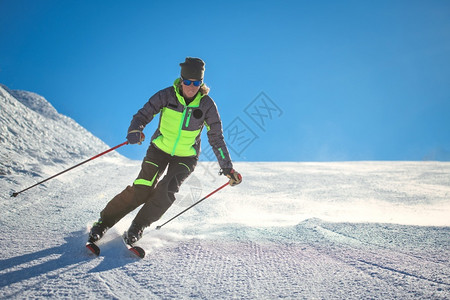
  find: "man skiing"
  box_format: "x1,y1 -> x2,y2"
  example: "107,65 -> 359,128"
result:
89,57 -> 242,246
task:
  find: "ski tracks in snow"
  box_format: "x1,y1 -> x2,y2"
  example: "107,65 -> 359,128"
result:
297,219 -> 450,299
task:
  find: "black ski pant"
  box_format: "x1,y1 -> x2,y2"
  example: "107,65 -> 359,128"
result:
100,144 -> 197,228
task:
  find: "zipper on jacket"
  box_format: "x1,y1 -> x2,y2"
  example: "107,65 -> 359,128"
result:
185,108 -> 192,128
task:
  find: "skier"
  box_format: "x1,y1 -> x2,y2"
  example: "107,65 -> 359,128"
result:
89,57 -> 242,245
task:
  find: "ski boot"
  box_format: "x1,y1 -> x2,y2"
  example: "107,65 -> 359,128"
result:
124,221 -> 144,245
89,219 -> 109,242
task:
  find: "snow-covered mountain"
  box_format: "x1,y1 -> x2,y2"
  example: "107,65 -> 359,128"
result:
0,84 -> 119,177
0,85 -> 449,299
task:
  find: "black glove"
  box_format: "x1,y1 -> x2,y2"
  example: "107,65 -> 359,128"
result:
127,130 -> 145,145
221,168 -> 242,186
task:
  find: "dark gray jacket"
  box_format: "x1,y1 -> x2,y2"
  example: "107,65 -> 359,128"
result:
128,79 -> 233,170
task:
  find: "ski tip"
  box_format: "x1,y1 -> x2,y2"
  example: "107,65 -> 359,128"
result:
11,192 -> 19,197
122,232 -> 145,258
86,242 -> 100,256
130,246 -> 146,259
155,226 -> 161,230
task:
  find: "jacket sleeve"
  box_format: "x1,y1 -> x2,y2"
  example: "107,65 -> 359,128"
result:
128,90 -> 165,132
204,100 -> 233,170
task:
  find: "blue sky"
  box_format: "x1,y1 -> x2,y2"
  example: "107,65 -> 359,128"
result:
1,0 -> 450,162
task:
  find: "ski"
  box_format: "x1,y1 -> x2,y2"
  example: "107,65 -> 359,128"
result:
122,232 -> 146,258
85,230 -> 145,258
86,239 -> 101,256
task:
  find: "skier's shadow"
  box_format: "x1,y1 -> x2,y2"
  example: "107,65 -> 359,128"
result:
0,230 -> 134,289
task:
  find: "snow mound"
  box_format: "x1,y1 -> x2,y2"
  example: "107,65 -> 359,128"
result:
1,84 -> 61,121
0,84 -> 122,177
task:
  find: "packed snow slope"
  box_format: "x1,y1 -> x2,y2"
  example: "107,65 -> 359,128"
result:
1,85 -> 449,299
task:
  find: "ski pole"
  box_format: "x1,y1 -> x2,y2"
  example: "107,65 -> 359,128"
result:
11,141 -> 128,197
155,181 -> 230,230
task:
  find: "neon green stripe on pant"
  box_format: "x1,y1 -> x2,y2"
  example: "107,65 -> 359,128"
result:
134,171 -> 159,187
178,162 -> 191,172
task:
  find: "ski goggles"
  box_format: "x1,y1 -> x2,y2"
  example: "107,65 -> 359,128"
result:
181,77 -> 203,87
